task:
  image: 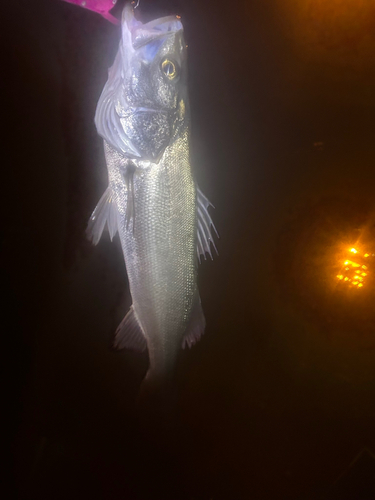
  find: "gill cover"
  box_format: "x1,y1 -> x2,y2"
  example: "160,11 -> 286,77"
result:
95,3 -> 186,162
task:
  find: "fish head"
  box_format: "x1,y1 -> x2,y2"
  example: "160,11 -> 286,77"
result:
95,3 -> 188,162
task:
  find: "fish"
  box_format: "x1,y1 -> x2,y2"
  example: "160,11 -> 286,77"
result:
61,0 -> 119,24
87,2 -> 217,397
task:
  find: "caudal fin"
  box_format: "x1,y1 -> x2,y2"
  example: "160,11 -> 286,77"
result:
136,369 -> 177,424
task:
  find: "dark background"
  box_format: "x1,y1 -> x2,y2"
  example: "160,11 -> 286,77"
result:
4,0 -> 375,498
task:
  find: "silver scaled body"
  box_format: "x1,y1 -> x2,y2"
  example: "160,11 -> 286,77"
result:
88,3 -> 216,389
105,124 -> 197,378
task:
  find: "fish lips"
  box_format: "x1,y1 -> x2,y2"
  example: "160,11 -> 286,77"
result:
120,107 -> 174,163
122,3 -> 183,49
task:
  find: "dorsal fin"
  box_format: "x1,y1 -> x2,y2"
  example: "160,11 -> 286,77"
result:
197,187 -> 219,262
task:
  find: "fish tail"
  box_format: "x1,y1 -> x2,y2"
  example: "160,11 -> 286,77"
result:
136,369 -> 177,423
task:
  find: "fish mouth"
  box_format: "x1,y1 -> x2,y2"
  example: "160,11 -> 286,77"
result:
122,2 -> 183,49
140,15 -> 181,31
123,2 -> 181,29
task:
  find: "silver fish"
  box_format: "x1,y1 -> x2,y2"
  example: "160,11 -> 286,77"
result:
87,3 -> 217,393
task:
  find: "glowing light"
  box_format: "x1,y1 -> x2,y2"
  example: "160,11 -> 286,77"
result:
344,260 -> 360,267
336,247 -> 373,289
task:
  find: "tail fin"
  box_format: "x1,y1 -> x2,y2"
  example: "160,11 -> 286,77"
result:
136,369 -> 177,424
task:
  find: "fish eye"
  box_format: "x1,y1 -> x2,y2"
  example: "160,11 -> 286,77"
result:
161,59 -> 178,80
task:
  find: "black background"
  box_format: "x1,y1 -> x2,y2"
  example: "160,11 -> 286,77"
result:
5,0 -> 375,498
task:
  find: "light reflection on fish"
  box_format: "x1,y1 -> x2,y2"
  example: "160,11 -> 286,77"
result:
87,3 -> 217,396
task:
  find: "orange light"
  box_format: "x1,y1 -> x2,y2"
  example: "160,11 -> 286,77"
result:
344,260 -> 360,267
336,247 -> 373,289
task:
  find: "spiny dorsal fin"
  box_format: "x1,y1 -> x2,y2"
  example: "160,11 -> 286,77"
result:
197,187 -> 219,262
113,306 -> 147,352
86,187 -> 119,245
182,296 -> 206,349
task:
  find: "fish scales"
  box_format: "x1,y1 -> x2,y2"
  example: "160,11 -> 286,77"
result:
106,128 -> 197,374
88,2 -> 217,392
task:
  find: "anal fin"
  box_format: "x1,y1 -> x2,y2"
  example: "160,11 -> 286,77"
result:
113,306 -> 147,352
182,297 -> 206,349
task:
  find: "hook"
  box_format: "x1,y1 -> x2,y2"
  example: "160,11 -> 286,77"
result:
132,0 -> 140,8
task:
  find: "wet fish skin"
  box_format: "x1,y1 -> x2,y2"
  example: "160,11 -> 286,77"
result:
105,127 -> 198,379
88,3 -> 216,391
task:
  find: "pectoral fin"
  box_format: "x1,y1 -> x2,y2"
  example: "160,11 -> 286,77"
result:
123,162 -> 136,233
182,296 -> 206,349
86,187 -> 119,245
197,187 -> 219,262
113,306 -> 147,352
